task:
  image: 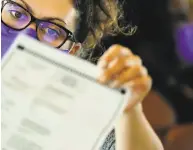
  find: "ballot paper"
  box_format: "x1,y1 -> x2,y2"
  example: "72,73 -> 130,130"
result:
1,34 -> 127,150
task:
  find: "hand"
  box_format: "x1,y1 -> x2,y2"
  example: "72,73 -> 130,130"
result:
97,45 -> 152,112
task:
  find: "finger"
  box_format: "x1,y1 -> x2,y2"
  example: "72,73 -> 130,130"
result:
123,75 -> 152,112
98,56 -> 126,83
98,55 -> 143,84
98,45 -> 132,68
126,55 -> 142,67
110,66 -> 148,88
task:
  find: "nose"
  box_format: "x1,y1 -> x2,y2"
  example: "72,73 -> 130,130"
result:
22,23 -> 37,39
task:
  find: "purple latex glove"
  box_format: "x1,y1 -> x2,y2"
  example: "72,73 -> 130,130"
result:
22,28 -> 37,39
1,23 -> 37,58
1,23 -> 20,57
175,23 -> 193,65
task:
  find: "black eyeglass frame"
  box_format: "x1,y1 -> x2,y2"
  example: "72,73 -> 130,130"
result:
1,0 -> 77,48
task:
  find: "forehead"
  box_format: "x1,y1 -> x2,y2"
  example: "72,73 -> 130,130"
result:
16,0 -> 78,31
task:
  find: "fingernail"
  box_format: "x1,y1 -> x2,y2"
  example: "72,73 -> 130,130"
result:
141,68 -> 148,75
109,57 -> 118,68
99,75 -> 107,83
98,60 -> 107,68
121,48 -> 130,56
126,60 -> 135,67
109,81 -> 119,88
98,67 -> 104,76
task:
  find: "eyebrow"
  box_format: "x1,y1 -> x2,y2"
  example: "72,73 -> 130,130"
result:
19,0 -> 33,13
20,0 -> 67,25
41,17 -> 67,25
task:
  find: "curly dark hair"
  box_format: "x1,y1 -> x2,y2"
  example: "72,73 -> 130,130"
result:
73,0 -> 133,61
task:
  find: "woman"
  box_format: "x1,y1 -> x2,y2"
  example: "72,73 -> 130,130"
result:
1,0 -> 164,149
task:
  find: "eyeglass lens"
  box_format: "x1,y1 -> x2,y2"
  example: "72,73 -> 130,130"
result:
2,2 -> 70,48
2,2 -> 31,29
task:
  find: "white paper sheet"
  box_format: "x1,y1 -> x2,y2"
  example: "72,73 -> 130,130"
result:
1,35 -> 127,150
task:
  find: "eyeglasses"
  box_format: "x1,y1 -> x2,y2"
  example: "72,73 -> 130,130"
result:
1,0 -> 76,48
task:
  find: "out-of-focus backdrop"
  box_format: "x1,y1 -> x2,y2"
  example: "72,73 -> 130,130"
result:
95,0 -> 193,149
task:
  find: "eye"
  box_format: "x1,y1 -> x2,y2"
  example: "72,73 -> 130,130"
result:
9,10 -> 26,20
45,28 -> 60,37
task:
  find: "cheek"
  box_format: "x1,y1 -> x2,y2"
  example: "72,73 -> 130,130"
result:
59,40 -> 73,51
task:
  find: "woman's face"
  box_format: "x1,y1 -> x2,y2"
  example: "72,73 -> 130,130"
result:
1,0 -> 81,57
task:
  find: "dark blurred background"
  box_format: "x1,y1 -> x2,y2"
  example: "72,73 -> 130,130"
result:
98,0 -> 193,149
